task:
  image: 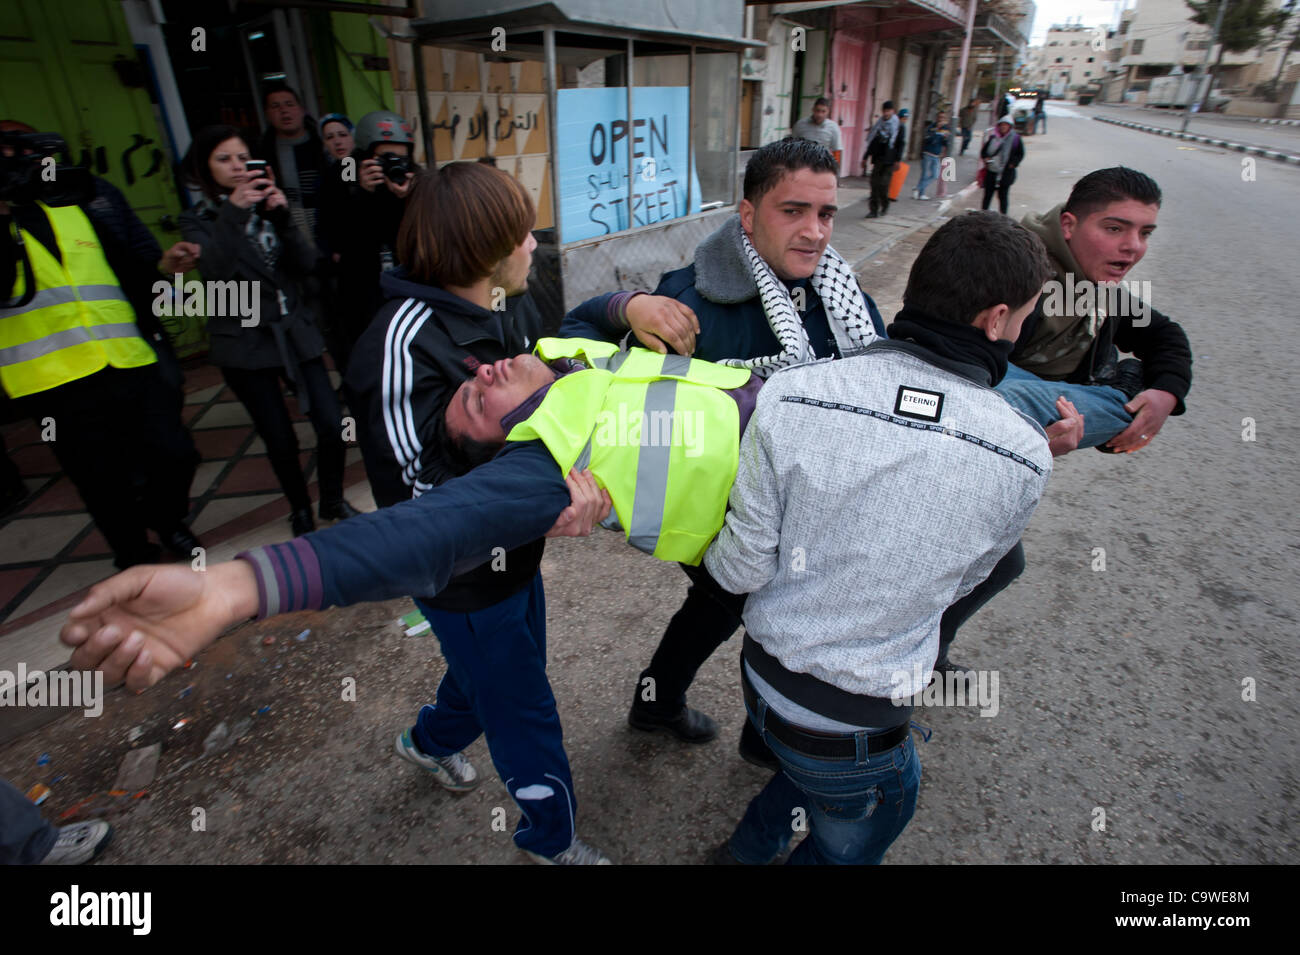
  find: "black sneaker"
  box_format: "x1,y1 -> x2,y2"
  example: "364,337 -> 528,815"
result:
319,499 -> 362,522
159,523 -> 203,560
290,507 -> 316,537
1107,358 -> 1144,402
628,703 -> 719,743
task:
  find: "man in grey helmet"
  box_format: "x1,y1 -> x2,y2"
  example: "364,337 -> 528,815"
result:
317,110 -> 419,369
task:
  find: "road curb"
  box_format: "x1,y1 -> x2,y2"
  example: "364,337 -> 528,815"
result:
1092,115 -> 1300,165
850,179 -> 980,273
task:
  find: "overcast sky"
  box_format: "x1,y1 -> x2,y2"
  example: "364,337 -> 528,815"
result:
1026,0 -> 1127,45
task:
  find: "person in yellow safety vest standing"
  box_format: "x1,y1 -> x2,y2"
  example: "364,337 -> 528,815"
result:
1,132 -> 201,568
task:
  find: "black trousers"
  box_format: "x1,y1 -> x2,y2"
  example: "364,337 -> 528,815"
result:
221,358 -> 346,512
981,168 -> 1016,215
636,541 -> 1027,714
16,364 -> 199,568
869,161 -> 895,214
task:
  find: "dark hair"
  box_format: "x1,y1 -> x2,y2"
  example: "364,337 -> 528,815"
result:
903,211 -> 1055,325
181,124 -> 252,199
813,97 -> 830,109
1064,167 -> 1161,221
398,161 -> 534,287
882,100 -> 895,111
445,427 -> 504,473
742,139 -> 838,205
262,82 -> 302,110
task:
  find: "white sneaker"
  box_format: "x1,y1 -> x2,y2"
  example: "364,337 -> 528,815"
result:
394,728 -> 480,792
525,836 -> 613,865
40,821 -> 112,864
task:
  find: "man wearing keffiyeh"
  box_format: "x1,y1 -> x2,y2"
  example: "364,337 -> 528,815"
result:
559,139 -> 1041,752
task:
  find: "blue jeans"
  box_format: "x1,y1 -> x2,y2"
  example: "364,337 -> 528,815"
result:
727,681 -> 921,865
0,776 -> 55,864
996,363 -> 1134,449
917,153 -> 940,198
1033,112 -> 1046,134
413,573 -> 577,858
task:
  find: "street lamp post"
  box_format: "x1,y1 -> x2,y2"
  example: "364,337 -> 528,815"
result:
1182,0 -> 1230,132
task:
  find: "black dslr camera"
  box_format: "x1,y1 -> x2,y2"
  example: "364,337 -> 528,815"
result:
0,131 -> 94,206
377,152 -> 413,184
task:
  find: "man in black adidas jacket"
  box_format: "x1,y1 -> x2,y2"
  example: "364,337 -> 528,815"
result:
341,162 -> 610,864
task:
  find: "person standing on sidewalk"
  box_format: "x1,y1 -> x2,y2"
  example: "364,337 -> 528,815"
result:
792,97 -> 842,160
1033,92 -> 1047,135
980,116 -> 1024,215
863,102 -> 902,218
180,125 -> 360,537
959,99 -> 978,155
915,110 -> 950,200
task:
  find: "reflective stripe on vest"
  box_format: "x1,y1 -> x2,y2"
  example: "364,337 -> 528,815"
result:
0,321 -> 140,365
1,283 -> 127,318
625,372 -> 678,554
514,338 -> 745,564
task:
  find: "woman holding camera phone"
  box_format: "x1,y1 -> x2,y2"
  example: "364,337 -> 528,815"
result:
316,111 -> 418,373
179,125 -> 360,537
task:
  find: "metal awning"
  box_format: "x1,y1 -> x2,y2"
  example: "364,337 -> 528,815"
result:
410,1 -> 761,52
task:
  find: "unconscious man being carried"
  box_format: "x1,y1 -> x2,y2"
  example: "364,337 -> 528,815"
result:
62,211 -> 1080,865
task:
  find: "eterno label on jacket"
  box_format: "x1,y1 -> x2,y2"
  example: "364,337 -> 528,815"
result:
894,386 -> 944,422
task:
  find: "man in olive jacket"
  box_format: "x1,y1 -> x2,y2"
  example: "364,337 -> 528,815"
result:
997,166 -> 1192,453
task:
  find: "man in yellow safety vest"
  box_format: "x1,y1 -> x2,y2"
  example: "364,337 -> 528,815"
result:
1,129 -> 200,567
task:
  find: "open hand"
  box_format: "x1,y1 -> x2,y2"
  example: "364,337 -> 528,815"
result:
1044,396 -> 1084,457
61,561 -> 257,691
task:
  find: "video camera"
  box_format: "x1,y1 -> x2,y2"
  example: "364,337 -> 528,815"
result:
377,152 -> 414,184
0,131 -> 94,206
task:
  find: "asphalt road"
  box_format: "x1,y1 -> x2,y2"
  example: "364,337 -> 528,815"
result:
1088,102 -> 1300,155
3,106 -> 1296,864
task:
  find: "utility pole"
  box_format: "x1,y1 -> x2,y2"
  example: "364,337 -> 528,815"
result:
1182,0 -> 1229,132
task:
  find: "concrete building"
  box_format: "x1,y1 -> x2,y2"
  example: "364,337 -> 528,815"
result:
1114,0 -> 1292,96
1023,22 -> 1108,95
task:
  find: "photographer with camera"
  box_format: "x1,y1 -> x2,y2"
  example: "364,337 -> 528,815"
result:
180,125 -> 360,538
316,110 -> 417,375
0,125 -> 202,567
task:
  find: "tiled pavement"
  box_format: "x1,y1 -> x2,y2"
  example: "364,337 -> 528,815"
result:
0,359 -> 373,675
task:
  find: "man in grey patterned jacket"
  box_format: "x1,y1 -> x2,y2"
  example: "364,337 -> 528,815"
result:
705,211 -> 1066,864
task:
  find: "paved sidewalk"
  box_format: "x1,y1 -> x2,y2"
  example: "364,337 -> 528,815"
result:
0,362 -> 372,684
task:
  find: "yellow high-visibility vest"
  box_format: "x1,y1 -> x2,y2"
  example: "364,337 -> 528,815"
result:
0,202 -> 155,398
507,337 -> 751,565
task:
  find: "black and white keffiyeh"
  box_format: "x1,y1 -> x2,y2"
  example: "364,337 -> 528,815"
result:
726,228 -> 879,379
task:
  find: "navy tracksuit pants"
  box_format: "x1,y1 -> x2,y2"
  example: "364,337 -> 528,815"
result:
412,572 -> 576,858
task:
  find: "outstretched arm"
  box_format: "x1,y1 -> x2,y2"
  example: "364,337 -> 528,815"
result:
62,441 -> 575,690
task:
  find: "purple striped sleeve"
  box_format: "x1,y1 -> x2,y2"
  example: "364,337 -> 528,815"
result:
236,537 -> 324,620
605,290 -> 645,330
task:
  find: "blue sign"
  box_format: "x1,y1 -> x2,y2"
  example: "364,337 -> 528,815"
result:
555,87 -> 701,243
